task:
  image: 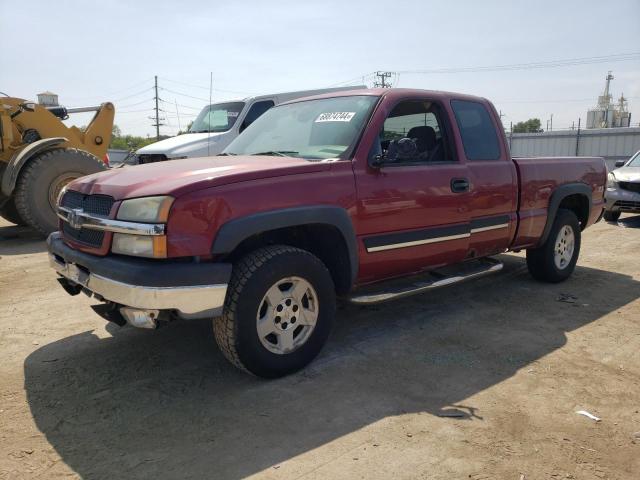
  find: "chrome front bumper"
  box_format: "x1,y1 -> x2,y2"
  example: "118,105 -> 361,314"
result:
49,254 -> 227,319
47,232 -> 230,322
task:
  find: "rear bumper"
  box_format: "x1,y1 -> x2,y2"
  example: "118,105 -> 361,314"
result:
47,232 -> 231,320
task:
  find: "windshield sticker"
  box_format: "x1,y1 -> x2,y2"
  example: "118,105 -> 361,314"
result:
227,111 -> 239,117
315,112 -> 356,123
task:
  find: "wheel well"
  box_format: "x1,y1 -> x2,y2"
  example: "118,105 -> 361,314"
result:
558,194 -> 589,229
224,224 -> 353,294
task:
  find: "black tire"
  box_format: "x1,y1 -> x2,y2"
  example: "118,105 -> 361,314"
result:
526,209 -> 581,283
0,198 -> 26,226
14,148 -> 107,236
603,210 -> 621,222
214,245 -> 336,378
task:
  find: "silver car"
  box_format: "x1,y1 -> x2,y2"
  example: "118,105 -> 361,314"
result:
605,150 -> 640,221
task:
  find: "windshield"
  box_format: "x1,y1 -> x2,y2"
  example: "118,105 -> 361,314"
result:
189,102 -> 245,133
627,150 -> 640,167
223,95 -> 379,160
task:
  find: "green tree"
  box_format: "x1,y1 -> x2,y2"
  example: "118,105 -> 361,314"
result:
513,118 -> 543,133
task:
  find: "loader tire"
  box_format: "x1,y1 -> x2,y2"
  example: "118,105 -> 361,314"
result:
14,148 -> 107,236
0,198 -> 26,226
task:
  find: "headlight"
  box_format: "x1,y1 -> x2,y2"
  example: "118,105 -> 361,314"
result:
112,233 -> 167,258
117,196 -> 174,223
607,173 -> 618,189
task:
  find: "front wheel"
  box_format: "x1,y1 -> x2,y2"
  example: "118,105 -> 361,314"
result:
526,209 -> 581,283
214,245 -> 336,378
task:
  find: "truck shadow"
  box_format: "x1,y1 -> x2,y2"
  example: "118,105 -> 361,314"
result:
23,255 -> 640,479
0,224 -> 47,255
614,213 -> 640,228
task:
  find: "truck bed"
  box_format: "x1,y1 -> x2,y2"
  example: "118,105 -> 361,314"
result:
511,156 -> 606,248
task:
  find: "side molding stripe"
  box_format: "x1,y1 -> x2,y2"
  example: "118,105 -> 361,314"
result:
364,214 -> 511,253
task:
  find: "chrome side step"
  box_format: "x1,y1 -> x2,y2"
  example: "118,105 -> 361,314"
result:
346,257 -> 503,305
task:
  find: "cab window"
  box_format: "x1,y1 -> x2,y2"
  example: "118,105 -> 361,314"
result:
240,100 -> 275,132
450,100 -> 501,161
374,100 -> 454,165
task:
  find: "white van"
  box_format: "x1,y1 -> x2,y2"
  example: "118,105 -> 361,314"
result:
136,86 -> 366,163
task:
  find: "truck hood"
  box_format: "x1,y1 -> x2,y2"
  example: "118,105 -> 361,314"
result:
67,156 -> 332,200
136,132 -> 225,157
612,166 -> 640,182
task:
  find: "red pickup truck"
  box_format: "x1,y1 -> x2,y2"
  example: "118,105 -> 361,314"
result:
47,88 -> 606,377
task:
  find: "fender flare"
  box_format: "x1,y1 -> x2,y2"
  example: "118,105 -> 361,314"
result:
539,182 -> 592,246
1,137 -> 67,197
211,205 -> 359,285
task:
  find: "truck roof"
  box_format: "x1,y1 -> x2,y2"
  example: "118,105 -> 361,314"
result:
279,87 -> 491,105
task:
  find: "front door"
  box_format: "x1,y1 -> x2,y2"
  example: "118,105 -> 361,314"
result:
354,98 -> 471,283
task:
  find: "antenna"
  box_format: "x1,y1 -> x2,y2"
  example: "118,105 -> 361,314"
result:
207,72 -> 213,156
174,99 -> 181,133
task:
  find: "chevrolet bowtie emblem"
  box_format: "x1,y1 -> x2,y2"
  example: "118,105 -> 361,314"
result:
67,208 -> 83,229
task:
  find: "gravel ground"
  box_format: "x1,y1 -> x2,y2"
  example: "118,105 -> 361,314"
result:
0,215 -> 639,480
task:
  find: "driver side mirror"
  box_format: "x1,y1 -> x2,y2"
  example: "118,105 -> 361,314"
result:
615,160 -> 626,168
369,140 -> 400,168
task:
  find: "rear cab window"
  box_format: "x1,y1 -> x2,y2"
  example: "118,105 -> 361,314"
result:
450,100 -> 501,161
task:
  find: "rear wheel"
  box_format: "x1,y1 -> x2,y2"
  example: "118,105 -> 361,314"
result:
14,148 -> 107,236
214,245 -> 336,378
0,198 -> 26,226
603,210 -> 621,222
526,209 -> 581,283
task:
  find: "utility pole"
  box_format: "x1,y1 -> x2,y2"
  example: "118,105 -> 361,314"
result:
374,71 -> 394,88
550,114 -> 553,132
149,75 -> 164,141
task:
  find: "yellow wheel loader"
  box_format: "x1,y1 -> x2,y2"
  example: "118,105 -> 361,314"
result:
0,96 -> 114,236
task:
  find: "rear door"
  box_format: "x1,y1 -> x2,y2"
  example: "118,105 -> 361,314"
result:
354,96 -> 471,282
449,99 -> 518,257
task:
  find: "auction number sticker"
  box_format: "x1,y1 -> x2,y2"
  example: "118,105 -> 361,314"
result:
315,112 -> 356,122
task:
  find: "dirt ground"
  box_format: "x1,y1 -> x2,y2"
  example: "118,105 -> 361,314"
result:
0,215 -> 639,480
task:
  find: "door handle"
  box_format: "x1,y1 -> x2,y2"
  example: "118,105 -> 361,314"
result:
451,178 -> 470,193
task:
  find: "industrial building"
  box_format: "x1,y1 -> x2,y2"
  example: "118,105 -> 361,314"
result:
586,71 -> 631,129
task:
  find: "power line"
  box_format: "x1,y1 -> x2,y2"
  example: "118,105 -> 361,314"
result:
64,78 -> 153,102
159,86 -> 211,102
328,72 -> 377,87
158,98 -> 202,110
109,87 -> 154,103
159,76 -> 256,96
397,52 -> 640,75
117,108 -> 154,114
117,98 -> 153,109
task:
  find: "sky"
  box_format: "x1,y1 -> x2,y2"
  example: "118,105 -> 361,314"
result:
1,0 -> 639,137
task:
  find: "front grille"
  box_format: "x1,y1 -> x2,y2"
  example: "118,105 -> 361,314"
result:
61,191 -> 114,216
60,191 -> 114,247
619,181 -> 640,194
62,223 -> 105,246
